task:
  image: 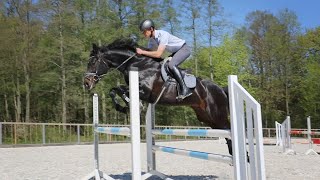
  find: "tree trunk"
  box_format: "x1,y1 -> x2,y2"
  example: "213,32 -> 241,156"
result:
4,94 -> 10,122
102,92 -> 107,124
285,55 -> 290,115
58,3 -> 67,126
192,17 -> 198,76
14,75 -> 21,122
23,51 -> 31,122
23,0 -> 31,122
83,88 -> 89,124
208,0 -> 214,81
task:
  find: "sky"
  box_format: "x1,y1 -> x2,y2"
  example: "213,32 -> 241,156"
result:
220,0 -> 320,30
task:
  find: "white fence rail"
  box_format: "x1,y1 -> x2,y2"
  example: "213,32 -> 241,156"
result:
1,122 -> 319,146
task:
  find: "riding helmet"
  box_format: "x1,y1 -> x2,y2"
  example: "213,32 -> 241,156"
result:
139,19 -> 155,31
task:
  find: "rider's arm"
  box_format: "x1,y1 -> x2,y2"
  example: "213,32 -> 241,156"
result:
137,44 -> 166,58
136,44 -> 166,58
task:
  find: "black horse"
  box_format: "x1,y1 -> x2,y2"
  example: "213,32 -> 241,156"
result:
83,39 -> 233,155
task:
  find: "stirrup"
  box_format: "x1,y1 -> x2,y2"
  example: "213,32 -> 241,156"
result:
176,91 -> 192,100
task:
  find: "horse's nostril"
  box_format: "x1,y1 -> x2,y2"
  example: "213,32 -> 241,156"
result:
83,81 -> 90,89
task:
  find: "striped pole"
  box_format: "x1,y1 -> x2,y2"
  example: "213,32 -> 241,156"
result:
153,145 -> 232,164
95,127 -> 131,136
152,129 -> 231,138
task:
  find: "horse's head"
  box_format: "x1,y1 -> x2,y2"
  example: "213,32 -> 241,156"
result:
83,43 -> 111,90
83,39 -> 138,90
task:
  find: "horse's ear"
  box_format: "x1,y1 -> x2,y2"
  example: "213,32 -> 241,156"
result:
92,43 -> 99,52
129,34 -> 138,43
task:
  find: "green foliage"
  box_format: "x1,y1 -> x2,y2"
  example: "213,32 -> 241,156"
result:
0,1 -> 319,129
296,28 -> 320,127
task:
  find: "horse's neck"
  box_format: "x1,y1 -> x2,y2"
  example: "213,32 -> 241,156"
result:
121,56 -> 160,80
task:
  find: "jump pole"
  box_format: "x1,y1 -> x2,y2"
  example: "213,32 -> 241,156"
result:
142,75 -> 266,180
82,69 -> 142,180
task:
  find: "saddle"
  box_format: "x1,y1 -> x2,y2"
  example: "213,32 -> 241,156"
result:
160,57 -> 196,88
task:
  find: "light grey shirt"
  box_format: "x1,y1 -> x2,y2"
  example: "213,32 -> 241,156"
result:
148,30 -> 185,53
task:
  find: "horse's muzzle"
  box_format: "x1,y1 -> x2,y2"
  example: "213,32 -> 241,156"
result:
83,74 -> 99,90
83,78 -> 93,90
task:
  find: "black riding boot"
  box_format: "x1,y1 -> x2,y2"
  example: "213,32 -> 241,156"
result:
171,65 -> 192,100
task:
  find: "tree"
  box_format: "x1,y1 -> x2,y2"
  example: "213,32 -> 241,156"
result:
244,10 -> 302,127
181,0 -> 202,76
297,28 -> 320,127
203,0 -> 224,81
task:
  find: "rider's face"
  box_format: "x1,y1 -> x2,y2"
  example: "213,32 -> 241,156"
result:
142,29 -> 152,38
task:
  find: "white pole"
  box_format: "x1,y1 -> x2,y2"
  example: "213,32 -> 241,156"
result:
275,122 -> 282,146
0,123 -> 2,145
93,94 -> 99,170
129,69 -> 141,180
305,116 -> 318,155
228,75 -> 266,180
307,116 -> 312,149
307,116 -> 312,150
146,104 -> 156,171
287,116 -> 292,149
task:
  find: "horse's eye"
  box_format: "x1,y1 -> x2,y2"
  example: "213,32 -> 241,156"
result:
89,56 -> 97,64
93,75 -> 100,81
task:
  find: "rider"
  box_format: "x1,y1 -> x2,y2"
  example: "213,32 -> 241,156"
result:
136,19 -> 192,100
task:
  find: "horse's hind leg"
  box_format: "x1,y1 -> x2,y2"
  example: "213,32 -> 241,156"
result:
226,138 -> 250,162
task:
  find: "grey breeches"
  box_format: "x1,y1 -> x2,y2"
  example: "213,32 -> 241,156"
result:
168,44 -> 191,70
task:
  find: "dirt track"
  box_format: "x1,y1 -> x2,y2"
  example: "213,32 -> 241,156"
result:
0,139 -> 319,180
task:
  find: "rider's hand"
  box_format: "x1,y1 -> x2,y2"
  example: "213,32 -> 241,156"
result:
136,48 -> 144,55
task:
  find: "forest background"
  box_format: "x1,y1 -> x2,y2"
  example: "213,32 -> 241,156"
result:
1,0 -> 319,129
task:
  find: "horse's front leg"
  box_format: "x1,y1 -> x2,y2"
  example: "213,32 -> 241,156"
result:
109,85 -> 130,114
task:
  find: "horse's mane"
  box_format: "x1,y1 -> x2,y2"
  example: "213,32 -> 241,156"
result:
100,38 -> 163,62
102,38 -> 138,52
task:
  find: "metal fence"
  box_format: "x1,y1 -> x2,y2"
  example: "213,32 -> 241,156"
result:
0,122 -> 292,146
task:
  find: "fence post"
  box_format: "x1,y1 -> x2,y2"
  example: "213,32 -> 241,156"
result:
14,124 -> 17,144
77,124 -> 80,144
42,124 -> 46,145
0,122 -> 2,145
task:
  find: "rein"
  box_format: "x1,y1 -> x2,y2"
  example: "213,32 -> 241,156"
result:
115,53 -> 136,70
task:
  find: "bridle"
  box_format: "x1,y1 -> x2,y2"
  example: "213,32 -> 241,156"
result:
84,53 -> 136,82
